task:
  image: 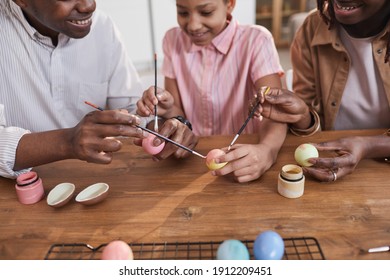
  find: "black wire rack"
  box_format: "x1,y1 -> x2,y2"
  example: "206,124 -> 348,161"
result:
44,237 -> 325,260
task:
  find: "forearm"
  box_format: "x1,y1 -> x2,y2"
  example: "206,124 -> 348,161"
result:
14,128 -> 74,170
361,133 -> 390,159
257,119 -> 288,162
291,106 -> 311,129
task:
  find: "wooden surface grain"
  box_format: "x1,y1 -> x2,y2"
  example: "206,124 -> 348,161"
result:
0,129 -> 389,260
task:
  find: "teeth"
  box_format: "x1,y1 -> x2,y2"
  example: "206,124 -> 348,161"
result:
191,33 -> 205,37
336,3 -> 358,11
340,6 -> 357,10
70,18 -> 92,25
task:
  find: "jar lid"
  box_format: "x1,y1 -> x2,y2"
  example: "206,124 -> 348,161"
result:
280,164 -> 303,181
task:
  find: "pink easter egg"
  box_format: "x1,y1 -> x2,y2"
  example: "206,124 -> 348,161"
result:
142,134 -> 165,155
206,149 -> 228,170
101,240 -> 134,260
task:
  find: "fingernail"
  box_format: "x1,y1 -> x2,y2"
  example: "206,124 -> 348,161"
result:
153,138 -> 162,146
130,115 -> 140,124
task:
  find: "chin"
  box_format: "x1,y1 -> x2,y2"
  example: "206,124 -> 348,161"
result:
70,29 -> 92,39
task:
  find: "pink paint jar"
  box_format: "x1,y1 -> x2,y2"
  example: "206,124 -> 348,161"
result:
15,171 -> 45,204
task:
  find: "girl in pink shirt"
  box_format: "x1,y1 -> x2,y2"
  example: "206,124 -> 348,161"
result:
137,0 -> 287,183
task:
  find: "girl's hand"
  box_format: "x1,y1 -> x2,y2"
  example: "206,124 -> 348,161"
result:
136,86 -> 174,118
210,143 -> 276,183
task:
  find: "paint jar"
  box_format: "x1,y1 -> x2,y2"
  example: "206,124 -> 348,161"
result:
15,171 -> 45,204
278,164 -> 305,198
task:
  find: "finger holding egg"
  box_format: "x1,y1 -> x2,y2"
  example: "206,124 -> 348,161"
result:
206,148 -> 228,171
142,133 -> 165,155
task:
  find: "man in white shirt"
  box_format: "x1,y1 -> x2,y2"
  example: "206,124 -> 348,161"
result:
0,0 -> 196,178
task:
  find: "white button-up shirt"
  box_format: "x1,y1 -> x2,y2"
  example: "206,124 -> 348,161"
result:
0,0 -> 143,178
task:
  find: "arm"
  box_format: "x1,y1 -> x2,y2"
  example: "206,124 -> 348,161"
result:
13,110 -> 144,172
253,87 -> 313,130
0,116 -> 31,178
213,74 -> 288,183
244,20 -> 319,136
290,15 -> 319,111
304,131 -> 390,182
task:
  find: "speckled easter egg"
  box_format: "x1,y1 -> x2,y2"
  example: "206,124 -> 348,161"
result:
294,143 -> 319,167
217,239 -> 250,260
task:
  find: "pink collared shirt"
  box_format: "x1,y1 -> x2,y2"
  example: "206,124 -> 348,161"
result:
162,18 -> 283,136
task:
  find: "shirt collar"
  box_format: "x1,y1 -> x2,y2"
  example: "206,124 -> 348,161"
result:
8,0 -> 70,48
311,15 -> 390,49
9,0 -> 36,38
188,14 -> 237,54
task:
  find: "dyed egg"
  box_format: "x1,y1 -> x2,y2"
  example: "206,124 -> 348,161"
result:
101,240 -> 134,260
253,230 -> 284,260
206,149 -> 227,170
294,143 -> 319,167
75,183 -> 109,206
217,239 -> 250,260
47,182 -> 75,208
142,134 -> 165,155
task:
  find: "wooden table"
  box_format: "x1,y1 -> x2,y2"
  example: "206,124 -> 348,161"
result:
0,129 -> 389,260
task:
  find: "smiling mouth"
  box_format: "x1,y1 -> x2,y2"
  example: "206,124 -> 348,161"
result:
334,1 -> 363,11
69,17 -> 92,26
189,31 -> 208,38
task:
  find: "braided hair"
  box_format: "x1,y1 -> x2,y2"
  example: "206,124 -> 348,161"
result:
317,0 -> 390,63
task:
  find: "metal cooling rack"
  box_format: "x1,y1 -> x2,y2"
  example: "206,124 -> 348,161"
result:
44,237 -> 325,260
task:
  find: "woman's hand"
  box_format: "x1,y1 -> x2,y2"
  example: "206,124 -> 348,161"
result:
303,137 -> 367,182
251,88 -> 311,129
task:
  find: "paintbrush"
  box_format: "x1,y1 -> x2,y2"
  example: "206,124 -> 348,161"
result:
137,125 -> 206,158
153,53 -> 158,132
84,101 -> 206,159
368,246 -> 390,253
227,86 -> 270,151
